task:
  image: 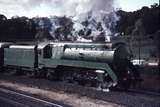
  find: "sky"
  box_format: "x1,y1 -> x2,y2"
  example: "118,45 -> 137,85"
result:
118,0 -> 159,11
0,0 -> 159,18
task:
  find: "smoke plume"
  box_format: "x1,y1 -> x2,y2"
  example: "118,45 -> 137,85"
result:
0,0 -> 116,18
0,0 -> 118,42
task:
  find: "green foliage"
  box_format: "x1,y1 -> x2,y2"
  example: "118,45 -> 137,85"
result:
116,3 -> 160,36
0,16 -> 36,41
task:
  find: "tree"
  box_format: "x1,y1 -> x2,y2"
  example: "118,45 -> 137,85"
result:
154,31 -> 160,76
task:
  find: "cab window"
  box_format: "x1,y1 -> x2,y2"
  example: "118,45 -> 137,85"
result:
43,45 -> 52,58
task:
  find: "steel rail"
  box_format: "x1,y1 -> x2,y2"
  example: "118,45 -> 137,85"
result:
0,87 -> 64,107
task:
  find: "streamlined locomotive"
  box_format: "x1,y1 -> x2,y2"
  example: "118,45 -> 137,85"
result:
0,42 -> 140,91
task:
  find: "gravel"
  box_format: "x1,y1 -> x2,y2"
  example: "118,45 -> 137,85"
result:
0,73 -> 160,107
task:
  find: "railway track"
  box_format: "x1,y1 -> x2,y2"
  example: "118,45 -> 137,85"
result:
127,88 -> 160,96
0,87 -> 66,107
114,86 -> 160,97
0,72 -> 160,107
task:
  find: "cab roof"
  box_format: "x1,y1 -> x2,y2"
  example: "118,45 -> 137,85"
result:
0,42 -> 12,48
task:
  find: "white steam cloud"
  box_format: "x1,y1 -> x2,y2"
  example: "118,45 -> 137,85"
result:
0,0 -> 118,42
0,0 -> 116,18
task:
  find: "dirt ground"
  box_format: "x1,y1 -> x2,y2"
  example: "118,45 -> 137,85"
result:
138,66 -> 160,92
0,80 -> 124,107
